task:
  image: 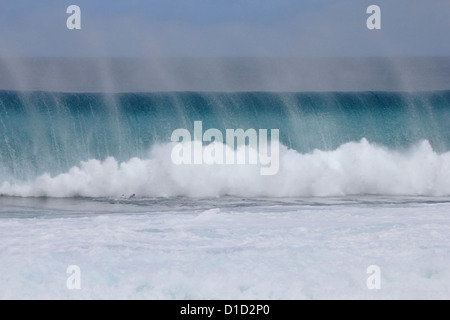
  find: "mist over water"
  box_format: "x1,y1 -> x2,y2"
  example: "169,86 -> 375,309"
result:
0,57 -> 449,93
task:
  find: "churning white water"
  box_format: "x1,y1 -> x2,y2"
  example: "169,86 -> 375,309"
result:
2,139 -> 450,198
0,195 -> 449,299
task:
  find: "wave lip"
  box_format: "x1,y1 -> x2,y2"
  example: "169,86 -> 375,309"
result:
1,139 -> 450,198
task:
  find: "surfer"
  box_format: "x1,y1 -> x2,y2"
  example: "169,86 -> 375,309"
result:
121,194 -> 136,200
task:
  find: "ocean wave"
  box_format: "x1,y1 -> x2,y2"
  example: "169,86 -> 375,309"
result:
1,90 -> 450,182
2,139 -> 450,198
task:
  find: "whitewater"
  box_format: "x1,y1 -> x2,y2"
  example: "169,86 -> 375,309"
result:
0,90 -> 449,299
1,139 -> 450,198
1,196 -> 449,299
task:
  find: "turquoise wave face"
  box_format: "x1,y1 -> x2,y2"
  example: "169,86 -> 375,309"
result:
1,90 -> 450,181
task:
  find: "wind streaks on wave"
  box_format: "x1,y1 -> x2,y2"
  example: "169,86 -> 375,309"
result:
1,90 -> 450,197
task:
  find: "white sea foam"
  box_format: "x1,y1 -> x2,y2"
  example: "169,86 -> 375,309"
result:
0,201 -> 449,299
2,139 -> 450,198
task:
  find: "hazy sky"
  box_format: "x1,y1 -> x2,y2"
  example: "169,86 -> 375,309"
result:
0,0 -> 449,57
